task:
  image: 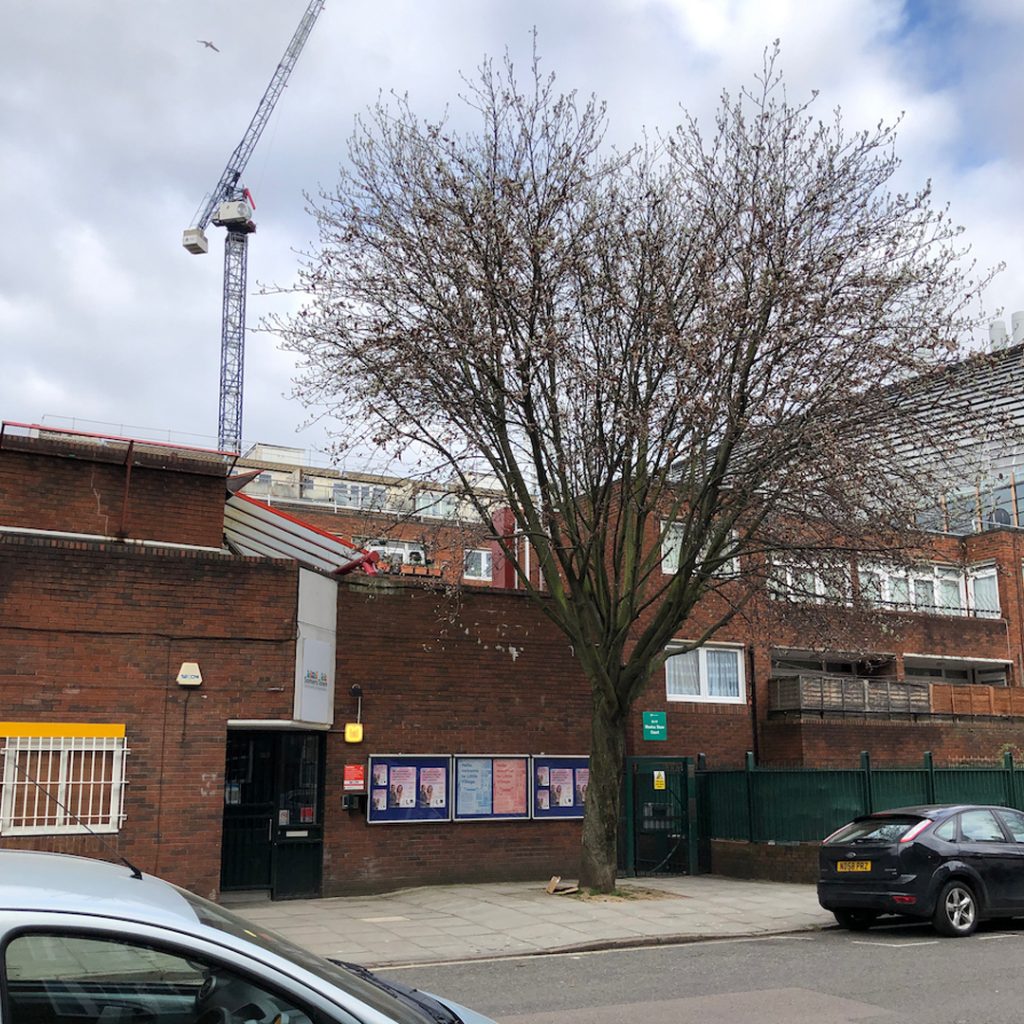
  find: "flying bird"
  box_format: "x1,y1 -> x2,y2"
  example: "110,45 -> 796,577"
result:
197,39 -> 220,52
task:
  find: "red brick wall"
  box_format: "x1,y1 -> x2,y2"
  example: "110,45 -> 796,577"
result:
0,537 -> 299,899
759,717 -> 1024,767
322,581 -> 591,893
0,446 -> 226,548
709,839 -> 819,883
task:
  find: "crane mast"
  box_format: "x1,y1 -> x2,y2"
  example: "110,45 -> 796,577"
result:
183,0 -> 325,453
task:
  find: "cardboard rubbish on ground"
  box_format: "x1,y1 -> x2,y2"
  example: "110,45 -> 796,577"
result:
545,875 -> 579,895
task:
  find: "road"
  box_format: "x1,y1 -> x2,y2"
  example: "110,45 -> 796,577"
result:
380,918 -> 1024,1023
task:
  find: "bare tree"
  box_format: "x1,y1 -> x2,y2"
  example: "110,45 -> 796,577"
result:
275,47 -> 995,890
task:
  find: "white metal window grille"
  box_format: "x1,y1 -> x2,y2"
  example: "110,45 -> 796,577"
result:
0,735 -> 128,835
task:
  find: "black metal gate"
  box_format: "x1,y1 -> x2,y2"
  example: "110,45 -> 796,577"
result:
620,757 -> 698,876
221,730 -> 325,899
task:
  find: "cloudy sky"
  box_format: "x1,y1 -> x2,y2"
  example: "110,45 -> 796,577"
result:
3,0 -> 1023,468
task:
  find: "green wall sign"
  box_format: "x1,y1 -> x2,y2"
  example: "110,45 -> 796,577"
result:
642,711 -> 667,741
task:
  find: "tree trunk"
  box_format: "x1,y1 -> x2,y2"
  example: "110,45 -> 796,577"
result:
578,692 -> 627,892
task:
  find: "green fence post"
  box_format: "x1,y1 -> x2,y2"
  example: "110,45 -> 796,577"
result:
684,758 -> 699,876
860,751 -> 873,814
697,752 -> 707,771
924,751 -> 935,804
745,750 -> 756,842
623,757 -> 636,876
1004,751 -> 1017,809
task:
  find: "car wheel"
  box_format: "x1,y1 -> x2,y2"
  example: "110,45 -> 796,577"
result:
832,909 -> 878,931
933,880 -> 978,937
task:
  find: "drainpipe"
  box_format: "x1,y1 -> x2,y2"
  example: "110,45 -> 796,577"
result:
1014,533 -> 1024,688
747,646 -> 760,763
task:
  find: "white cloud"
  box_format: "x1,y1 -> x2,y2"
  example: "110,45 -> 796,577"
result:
1,0 -> 1022,459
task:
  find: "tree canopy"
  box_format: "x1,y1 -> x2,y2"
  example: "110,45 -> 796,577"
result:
276,47 -> 995,888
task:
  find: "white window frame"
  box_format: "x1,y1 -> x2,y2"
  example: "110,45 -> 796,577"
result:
333,480 -> 388,511
858,562 -> 969,617
463,548 -> 493,581
968,564 -> 1000,619
770,559 -> 851,606
661,521 -> 740,578
361,538 -> 426,567
1,734 -> 128,836
413,490 -> 459,519
664,643 -> 746,704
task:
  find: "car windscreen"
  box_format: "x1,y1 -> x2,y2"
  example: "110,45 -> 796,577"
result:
174,886 -> 456,1024
824,815 -> 926,845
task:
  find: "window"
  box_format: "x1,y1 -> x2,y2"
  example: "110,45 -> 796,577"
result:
770,560 -> 850,605
464,548 -> 493,581
661,521 -> 740,577
960,809 -> 1006,843
904,658 -> 1009,686
665,644 -> 745,703
1,729 -> 128,835
361,538 -> 426,567
934,818 -> 958,842
3,934 -> 354,1024
857,563 -> 970,617
824,816 -> 923,845
969,566 -> 1000,618
998,809 -> 1024,843
332,481 -> 387,510
414,490 -> 459,519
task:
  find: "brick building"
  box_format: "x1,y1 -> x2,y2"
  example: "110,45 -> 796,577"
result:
6,403 -> 1024,900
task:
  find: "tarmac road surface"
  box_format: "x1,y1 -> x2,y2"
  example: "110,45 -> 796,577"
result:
381,920 -> 1024,1024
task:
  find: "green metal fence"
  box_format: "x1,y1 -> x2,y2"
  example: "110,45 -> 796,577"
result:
696,751 -> 1024,845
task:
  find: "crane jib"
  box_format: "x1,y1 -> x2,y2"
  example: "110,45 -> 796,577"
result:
183,0 -> 325,453
191,0 -> 325,234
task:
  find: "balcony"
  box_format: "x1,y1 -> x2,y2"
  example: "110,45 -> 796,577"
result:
769,674 -> 930,717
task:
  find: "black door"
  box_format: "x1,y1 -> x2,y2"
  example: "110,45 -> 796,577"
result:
272,732 -> 325,900
221,732 -> 276,891
221,731 -> 325,898
956,808 -> 1022,911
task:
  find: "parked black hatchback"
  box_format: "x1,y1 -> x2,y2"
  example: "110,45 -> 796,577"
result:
818,804 -> 1024,937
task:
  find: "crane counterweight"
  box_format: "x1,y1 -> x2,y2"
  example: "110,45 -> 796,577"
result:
182,228 -> 209,255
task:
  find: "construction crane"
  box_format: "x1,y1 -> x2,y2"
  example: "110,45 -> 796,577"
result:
183,1 -> 325,453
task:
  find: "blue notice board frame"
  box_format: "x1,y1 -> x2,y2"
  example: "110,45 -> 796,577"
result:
367,755 -> 452,823
532,755 -> 589,819
453,755 -> 530,821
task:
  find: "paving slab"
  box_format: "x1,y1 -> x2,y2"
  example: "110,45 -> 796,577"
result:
227,875 -> 834,967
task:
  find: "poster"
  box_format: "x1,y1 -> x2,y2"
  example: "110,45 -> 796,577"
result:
389,766 -> 416,808
419,766 -> 447,808
367,756 -> 452,823
532,756 -> 588,819
454,755 -> 529,820
493,759 -> 527,815
550,767 -> 574,806
574,768 -> 589,806
456,758 -> 492,816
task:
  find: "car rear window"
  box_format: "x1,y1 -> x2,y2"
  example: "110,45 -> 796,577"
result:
824,815 -> 926,845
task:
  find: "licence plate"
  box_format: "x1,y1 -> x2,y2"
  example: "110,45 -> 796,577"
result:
836,860 -> 871,872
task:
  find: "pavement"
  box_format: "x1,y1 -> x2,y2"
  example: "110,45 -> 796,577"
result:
229,875 -> 835,968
